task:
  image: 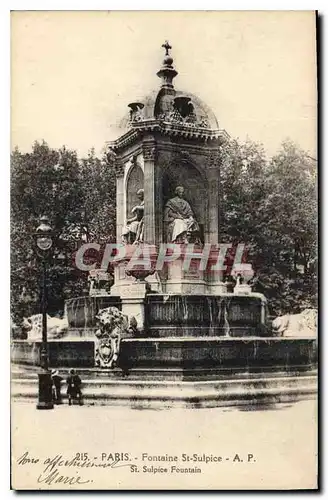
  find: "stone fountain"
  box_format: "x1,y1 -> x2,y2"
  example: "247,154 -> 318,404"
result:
12,42 -> 317,407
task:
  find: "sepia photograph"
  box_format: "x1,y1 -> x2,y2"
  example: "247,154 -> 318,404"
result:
10,10 -> 318,490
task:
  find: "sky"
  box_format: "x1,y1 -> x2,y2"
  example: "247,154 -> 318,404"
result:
11,10 -> 317,158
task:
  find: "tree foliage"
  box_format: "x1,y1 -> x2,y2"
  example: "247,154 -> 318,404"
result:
11,141 -> 116,322
220,138 -> 317,316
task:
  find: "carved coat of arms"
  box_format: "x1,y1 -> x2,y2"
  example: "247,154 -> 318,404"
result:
94,307 -> 129,368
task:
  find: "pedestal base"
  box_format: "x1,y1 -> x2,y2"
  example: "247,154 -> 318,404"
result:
120,282 -> 147,330
207,282 -> 228,295
234,284 -> 252,295
164,256 -> 206,294
164,280 -> 206,294
145,272 -> 163,293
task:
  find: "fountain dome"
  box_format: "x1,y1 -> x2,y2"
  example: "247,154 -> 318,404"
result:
109,40 -> 228,150
118,88 -> 220,132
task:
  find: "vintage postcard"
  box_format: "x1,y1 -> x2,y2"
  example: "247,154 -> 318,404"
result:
10,10 -> 318,490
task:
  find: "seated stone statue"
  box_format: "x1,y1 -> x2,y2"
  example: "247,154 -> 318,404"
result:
122,189 -> 144,244
164,186 -> 200,243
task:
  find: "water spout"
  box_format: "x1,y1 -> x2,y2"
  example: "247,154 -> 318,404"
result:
223,298 -> 231,337
181,296 -> 188,321
216,297 -> 231,337
83,299 -> 88,334
206,296 -> 214,336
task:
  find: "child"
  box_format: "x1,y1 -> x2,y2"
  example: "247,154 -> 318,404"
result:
51,369 -> 63,404
66,369 -> 83,406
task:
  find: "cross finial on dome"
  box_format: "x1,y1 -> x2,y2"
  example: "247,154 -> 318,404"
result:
157,40 -> 178,89
162,40 -> 172,56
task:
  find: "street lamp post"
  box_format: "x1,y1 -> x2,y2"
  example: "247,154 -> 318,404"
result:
34,216 -> 54,410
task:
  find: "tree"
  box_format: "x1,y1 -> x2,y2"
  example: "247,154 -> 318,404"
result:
220,137 -> 317,316
79,148 -> 116,244
255,140 -> 317,314
11,141 -> 116,321
11,141 -> 83,319
220,137 -> 269,247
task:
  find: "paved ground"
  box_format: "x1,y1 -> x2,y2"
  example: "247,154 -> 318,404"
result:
11,399 -> 317,490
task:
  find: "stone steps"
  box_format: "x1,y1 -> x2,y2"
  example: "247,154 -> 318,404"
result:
11,374 -> 318,390
11,364 -> 317,381
11,370 -> 317,409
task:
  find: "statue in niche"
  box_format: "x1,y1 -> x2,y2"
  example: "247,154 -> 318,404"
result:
122,189 -> 144,244
164,186 -> 200,243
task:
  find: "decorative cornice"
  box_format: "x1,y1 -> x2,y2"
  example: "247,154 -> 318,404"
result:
131,119 -> 222,140
107,121 -> 229,154
106,128 -> 140,152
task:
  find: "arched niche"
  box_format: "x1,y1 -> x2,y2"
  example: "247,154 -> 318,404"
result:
162,161 -> 208,242
125,163 -> 144,219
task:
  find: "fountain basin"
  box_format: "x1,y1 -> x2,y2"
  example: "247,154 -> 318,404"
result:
65,295 -> 121,330
119,337 -> 317,370
11,337 -> 317,370
145,293 -> 268,337
11,340 -> 95,367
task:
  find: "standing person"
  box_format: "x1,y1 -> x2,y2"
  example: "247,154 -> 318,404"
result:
51,370 -> 63,404
66,369 -> 83,406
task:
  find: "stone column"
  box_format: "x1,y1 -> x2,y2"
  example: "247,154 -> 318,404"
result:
110,157 -> 127,297
116,174 -> 124,242
207,175 -> 219,244
206,151 -> 227,295
155,166 -> 163,245
206,151 -> 220,245
142,140 -> 156,244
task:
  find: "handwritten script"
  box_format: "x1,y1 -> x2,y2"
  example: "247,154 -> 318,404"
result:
16,451 -> 134,486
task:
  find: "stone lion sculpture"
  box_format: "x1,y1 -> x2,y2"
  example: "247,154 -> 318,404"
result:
272,308 -> 317,338
22,314 -> 68,341
94,307 -> 129,368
